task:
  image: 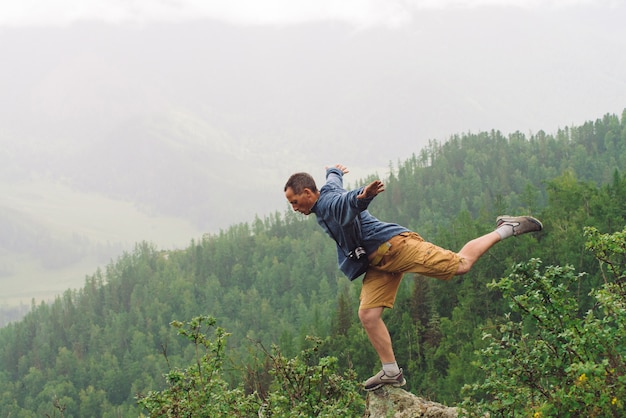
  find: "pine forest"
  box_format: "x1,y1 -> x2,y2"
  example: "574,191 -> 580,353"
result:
2,110 -> 626,416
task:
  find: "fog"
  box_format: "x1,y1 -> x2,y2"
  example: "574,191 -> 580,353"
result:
1,0 -> 625,311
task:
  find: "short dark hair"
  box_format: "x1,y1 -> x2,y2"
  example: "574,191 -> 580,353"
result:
284,172 -> 318,194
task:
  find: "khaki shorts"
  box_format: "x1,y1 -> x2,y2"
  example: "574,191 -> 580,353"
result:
359,232 -> 461,310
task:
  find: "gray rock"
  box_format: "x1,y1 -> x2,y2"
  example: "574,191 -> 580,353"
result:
364,386 -> 459,418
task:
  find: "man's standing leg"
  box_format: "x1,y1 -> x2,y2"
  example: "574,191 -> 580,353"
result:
359,307 -> 395,362
359,307 -> 406,390
359,251 -> 409,390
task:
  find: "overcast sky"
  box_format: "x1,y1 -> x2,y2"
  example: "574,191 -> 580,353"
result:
2,0 -> 625,213
2,0 -> 624,176
0,0 -> 622,27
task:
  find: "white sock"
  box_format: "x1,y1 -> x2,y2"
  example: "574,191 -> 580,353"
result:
382,362 -> 400,376
496,224 -> 514,240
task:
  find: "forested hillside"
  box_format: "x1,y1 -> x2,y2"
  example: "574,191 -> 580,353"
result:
1,110 -> 625,416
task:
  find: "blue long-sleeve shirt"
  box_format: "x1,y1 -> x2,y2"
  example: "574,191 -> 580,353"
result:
311,167 -> 408,280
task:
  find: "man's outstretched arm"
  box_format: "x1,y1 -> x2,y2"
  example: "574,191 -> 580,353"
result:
326,164 -> 385,200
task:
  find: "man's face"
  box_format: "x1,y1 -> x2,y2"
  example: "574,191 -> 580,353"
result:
285,187 -> 316,215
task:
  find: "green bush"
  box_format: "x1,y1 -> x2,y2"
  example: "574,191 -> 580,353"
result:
461,227 -> 626,417
259,336 -> 365,417
137,316 -> 364,417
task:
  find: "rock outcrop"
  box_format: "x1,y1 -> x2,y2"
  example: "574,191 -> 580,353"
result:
364,386 -> 458,418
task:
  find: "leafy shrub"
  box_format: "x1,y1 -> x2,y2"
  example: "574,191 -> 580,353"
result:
258,336 -> 365,417
137,316 -> 364,417
137,315 -> 259,417
461,226 -> 626,417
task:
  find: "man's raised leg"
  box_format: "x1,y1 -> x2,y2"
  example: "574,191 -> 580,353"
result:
456,215 -> 543,275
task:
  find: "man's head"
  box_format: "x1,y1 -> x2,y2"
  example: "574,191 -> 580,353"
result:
284,172 -> 319,215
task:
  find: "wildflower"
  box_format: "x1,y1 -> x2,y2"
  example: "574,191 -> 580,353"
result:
577,373 -> 587,385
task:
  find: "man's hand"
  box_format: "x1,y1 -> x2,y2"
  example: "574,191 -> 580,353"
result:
357,179 -> 385,199
327,164 -> 349,174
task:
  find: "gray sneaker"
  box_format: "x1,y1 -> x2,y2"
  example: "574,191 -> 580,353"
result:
496,216 -> 543,236
363,369 -> 406,391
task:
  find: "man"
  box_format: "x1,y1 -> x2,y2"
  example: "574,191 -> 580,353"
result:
284,164 -> 543,391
